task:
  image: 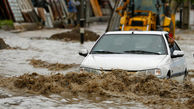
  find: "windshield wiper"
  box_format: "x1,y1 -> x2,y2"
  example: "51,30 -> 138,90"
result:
124,50 -> 161,55
91,50 -> 122,54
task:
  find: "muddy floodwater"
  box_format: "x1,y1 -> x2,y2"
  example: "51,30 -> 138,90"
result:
0,71 -> 194,109
0,24 -> 194,109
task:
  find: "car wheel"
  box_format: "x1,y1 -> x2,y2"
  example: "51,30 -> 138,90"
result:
166,72 -> 171,79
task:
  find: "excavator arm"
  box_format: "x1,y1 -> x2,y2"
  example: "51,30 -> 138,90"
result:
115,0 -> 130,16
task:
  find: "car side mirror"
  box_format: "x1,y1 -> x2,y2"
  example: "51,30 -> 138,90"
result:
171,50 -> 184,58
79,49 -> 88,57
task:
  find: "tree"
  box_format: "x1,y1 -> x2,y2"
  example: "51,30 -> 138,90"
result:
170,0 -> 191,29
170,0 -> 184,14
170,0 -> 193,14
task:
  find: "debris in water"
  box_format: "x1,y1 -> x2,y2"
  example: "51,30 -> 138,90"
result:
0,38 -> 26,50
0,38 -> 10,49
186,97 -> 194,109
188,69 -> 194,78
188,69 -> 194,73
0,70 -> 194,108
49,27 -> 100,41
0,94 -> 9,98
29,59 -> 79,71
7,47 -> 27,50
0,70 -> 194,109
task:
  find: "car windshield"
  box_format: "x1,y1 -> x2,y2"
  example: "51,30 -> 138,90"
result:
91,34 -> 167,55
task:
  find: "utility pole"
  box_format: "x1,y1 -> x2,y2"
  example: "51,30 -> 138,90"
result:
180,7 -> 183,28
80,0 -> 85,44
182,0 -> 191,29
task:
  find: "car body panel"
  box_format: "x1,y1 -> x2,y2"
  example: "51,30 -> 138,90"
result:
80,31 -> 187,79
81,54 -> 167,71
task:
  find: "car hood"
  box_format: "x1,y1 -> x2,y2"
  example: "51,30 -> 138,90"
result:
80,54 -> 167,71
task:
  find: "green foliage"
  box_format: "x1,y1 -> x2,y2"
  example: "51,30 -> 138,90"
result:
175,0 -> 194,3
0,20 -> 13,29
175,0 -> 184,4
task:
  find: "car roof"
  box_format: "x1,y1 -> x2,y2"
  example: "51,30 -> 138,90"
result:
105,31 -> 168,35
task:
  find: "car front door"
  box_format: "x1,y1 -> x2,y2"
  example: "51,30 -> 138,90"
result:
170,42 -> 185,77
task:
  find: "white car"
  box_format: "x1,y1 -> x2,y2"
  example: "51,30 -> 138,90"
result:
79,31 -> 187,79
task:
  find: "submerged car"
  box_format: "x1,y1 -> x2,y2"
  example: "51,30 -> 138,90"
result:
79,31 -> 187,79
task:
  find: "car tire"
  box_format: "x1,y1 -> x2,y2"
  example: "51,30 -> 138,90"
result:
166,71 -> 171,79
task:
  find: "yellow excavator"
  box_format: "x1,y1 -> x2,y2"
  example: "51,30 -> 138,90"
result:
107,0 -> 175,37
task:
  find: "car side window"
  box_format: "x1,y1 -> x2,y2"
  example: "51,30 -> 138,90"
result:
165,34 -> 169,41
165,34 -> 173,52
165,34 -> 181,54
173,42 -> 181,51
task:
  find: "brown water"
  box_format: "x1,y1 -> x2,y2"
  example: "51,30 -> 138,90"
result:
0,70 -> 193,109
49,27 -> 100,41
0,27 -> 194,109
29,59 -> 79,71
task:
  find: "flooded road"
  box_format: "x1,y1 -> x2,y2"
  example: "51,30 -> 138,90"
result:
0,29 -> 94,77
0,71 -> 193,109
0,87 -> 147,109
0,23 -> 194,109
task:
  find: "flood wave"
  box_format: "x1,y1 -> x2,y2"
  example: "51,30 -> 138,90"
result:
0,70 -> 193,108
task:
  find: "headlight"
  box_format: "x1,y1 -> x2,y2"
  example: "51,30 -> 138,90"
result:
137,68 -> 162,76
80,67 -> 101,74
147,69 -> 161,76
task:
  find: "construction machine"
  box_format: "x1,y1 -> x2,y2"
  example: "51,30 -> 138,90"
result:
107,0 -> 175,37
